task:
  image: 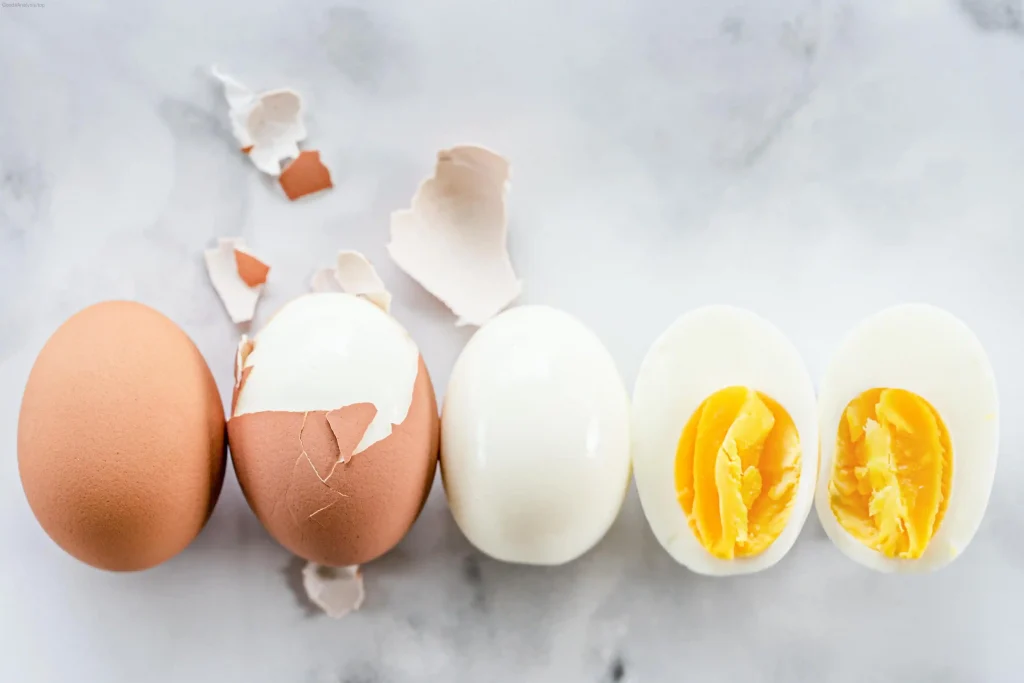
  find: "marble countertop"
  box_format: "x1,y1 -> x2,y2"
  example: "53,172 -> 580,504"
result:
2,1 -> 1023,681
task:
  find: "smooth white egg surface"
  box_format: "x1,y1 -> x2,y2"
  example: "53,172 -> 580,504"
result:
440,305 -> 631,565
632,306 -> 818,576
816,304 -> 999,573
234,293 -> 420,455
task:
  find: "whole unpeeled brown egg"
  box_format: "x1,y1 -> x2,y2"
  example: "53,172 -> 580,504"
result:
18,301 -> 227,571
228,293 -> 439,566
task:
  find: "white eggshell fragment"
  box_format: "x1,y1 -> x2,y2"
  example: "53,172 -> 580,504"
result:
388,146 -> 521,326
204,237 -> 269,325
211,66 -> 306,176
310,250 -> 392,313
235,293 -> 418,455
302,562 -> 365,619
816,304 -> 999,573
632,306 -> 818,576
441,305 -> 631,565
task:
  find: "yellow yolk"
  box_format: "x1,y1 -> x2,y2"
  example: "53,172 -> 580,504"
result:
674,386 -> 802,560
828,388 -> 952,559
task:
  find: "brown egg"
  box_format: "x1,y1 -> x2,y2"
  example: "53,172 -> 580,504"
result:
227,293 -> 439,566
18,301 -> 226,571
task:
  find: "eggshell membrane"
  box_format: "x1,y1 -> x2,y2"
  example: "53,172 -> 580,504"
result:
815,304 -> 999,573
631,305 -> 818,576
17,301 -> 226,571
228,357 -> 438,566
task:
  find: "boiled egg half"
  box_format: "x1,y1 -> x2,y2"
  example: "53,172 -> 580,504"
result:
816,304 -> 998,572
632,306 -> 818,575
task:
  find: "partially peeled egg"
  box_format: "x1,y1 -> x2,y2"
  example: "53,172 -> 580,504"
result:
228,293 -> 439,566
632,306 -> 818,575
815,304 -> 998,572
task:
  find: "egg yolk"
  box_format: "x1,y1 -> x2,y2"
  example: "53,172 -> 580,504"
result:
828,388 -> 952,559
674,386 -> 801,560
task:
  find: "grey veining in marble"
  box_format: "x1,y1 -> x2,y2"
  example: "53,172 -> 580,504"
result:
2,1 -> 1023,682
959,0 -> 1023,33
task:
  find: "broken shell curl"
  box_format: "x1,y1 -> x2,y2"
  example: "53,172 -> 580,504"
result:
388,146 -> 521,326
310,250 -> 391,313
211,66 -> 306,176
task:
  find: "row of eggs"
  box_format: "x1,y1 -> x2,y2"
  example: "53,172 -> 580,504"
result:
17,294 -> 998,576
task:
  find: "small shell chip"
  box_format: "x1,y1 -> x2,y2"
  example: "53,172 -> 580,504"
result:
301,562 -> 365,619
310,251 -> 391,313
204,238 -> 269,324
279,150 -> 334,201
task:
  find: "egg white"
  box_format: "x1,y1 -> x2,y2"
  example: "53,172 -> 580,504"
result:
815,304 -> 999,573
632,305 -> 819,576
234,293 -> 420,455
441,305 -> 632,566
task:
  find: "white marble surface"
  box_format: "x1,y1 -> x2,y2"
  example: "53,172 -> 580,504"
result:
2,1 -> 1023,681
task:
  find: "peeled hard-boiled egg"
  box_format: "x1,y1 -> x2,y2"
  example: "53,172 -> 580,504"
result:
632,306 -> 818,576
816,304 -> 998,573
228,293 -> 439,567
18,301 -> 226,571
441,305 -> 631,565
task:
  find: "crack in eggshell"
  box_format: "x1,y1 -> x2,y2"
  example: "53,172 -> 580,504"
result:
298,414 -> 351,489
298,411 -> 338,484
387,145 -> 521,326
281,407 -> 382,527
262,404 -> 382,528
281,411 -> 312,527
308,501 -> 339,528
296,411 -> 313,472
283,412 -> 349,528
309,501 -> 342,528
285,453 -> 346,529
325,403 -> 378,466
227,356 -> 438,566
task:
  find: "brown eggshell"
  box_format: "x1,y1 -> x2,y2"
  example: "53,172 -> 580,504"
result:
278,149 -> 333,201
233,249 -> 270,287
228,357 -> 439,566
17,301 -> 227,571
